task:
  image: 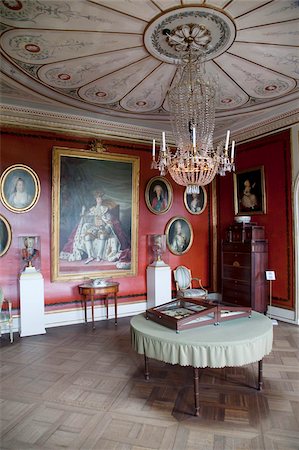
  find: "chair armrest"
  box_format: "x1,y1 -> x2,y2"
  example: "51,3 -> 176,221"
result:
191,278 -> 208,295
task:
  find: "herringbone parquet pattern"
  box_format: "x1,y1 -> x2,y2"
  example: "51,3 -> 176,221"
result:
0,317 -> 298,449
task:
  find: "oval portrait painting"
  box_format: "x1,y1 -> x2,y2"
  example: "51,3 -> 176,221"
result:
0,214 -> 12,257
0,164 -> 41,213
184,186 -> 207,215
145,176 -> 173,215
165,217 -> 193,255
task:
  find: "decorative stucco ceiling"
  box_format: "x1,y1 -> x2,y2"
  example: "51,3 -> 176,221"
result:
0,0 -> 299,142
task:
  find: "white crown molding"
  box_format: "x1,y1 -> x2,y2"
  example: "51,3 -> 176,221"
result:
1,103 -> 298,144
0,103 -> 162,143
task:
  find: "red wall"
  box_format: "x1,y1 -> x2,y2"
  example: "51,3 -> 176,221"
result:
217,130 -> 294,310
0,128 -> 213,312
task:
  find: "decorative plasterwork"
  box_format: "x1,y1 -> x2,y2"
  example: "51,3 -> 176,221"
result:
0,0 -> 298,131
1,103 -> 298,146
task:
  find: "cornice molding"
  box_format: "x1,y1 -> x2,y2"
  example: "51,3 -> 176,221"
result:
1,103 -> 298,144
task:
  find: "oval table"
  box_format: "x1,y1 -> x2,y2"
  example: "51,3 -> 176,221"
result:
131,311 -> 273,416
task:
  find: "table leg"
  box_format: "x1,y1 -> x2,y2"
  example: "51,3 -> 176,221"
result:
258,359 -> 263,390
193,367 -> 200,417
91,294 -> 95,330
84,297 -> 87,324
144,354 -> 150,380
105,295 -> 109,320
114,293 -> 118,325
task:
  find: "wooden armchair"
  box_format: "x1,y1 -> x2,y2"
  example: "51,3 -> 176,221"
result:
174,266 -> 208,299
0,287 -> 13,343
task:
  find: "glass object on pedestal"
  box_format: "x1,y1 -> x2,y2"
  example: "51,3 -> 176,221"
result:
19,236 -> 41,272
148,234 -> 167,266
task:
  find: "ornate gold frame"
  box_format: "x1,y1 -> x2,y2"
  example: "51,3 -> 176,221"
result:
51,146 -> 140,281
0,164 -> 40,213
165,216 -> 193,255
0,214 -> 12,257
145,176 -> 173,215
183,186 -> 207,215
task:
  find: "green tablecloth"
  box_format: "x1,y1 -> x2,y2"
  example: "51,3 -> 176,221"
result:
130,311 -> 273,368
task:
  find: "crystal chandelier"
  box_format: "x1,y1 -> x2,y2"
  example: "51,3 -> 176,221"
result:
151,24 -> 235,193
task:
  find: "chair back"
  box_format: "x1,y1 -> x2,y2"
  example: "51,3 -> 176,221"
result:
174,266 -> 191,290
0,287 -> 3,309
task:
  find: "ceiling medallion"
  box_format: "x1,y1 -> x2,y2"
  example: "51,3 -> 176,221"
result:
144,6 -> 236,63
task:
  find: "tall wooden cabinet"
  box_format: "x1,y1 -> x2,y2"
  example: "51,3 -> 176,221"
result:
221,222 -> 268,313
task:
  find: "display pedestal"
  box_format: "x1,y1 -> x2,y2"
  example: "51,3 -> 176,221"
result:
20,267 -> 46,337
146,263 -> 171,309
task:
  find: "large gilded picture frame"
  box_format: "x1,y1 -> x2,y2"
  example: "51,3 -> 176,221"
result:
0,164 -> 40,213
234,166 -> 266,215
51,147 -> 140,281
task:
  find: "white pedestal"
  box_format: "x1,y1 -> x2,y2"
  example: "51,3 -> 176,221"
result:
146,263 -> 172,309
20,267 -> 46,337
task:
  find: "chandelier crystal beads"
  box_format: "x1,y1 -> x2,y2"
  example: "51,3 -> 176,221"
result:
151,23 -> 235,193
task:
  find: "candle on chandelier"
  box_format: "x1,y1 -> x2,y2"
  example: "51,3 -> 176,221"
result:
152,139 -> 156,158
225,130 -> 230,150
162,132 -> 166,152
231,140 -> 235,160
192,127 -> 196,148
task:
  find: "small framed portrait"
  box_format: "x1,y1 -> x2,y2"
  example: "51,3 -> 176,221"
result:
145,176 -> 173,215
184,186 -> 207,215
0,164 -> 41,213
165,217 -> 193,255
0,214 -> 12,257
234,166 -> 266,215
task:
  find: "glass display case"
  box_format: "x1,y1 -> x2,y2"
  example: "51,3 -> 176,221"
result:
146,298 -> 252,332
147,234 -> 167,266
19,235 -> 41,272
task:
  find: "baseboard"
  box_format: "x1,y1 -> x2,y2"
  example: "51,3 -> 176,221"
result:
267,305 -> 298,325
8,300 -> 147,333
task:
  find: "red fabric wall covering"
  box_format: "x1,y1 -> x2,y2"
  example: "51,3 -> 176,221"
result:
0,128 -> 213,312
217,130 -> 294,310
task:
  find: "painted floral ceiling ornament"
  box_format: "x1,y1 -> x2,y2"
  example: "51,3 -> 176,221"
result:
0,0 -> 298,135
166,24 -> 212,53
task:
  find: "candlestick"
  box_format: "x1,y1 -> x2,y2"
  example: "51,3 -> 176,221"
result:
192,127 -> 196,148
231,140 -> 235,160
152,139 -> 155,158
162,132 -> 166,152
225,130 -> 230,150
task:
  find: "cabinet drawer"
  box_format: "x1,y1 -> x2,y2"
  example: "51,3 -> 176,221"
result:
223,252 -> 251,267
222,280 -> 251,307
222,279 -> 251,296
223,265 -> 250,281
222,242 -> 252,253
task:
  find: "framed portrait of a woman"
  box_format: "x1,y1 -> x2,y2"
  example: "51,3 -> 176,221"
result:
145,176 -> 173,215
0,164 -> 41,213
165,217 -> 193,255
0,214 -> 12,257
234,166 -> 266,215
184,186 -> 207,215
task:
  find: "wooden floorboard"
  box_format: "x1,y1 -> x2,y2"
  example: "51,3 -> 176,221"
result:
0,317 -> 298,450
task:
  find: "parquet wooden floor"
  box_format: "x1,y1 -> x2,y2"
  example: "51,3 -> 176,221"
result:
0,317 -> 298,450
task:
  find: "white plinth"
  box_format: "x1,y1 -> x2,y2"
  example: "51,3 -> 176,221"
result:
146,264 -> 171,309
20,267 -> 46,337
